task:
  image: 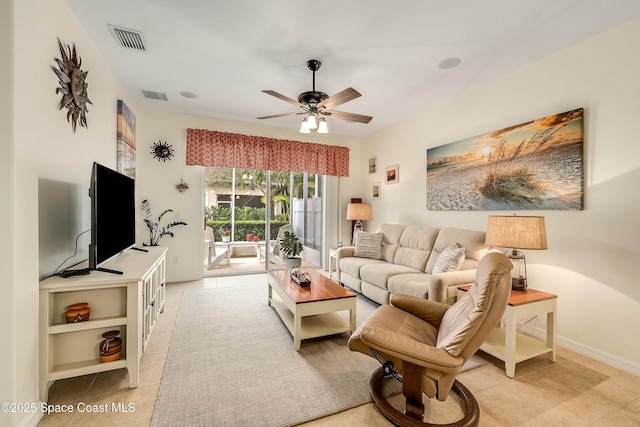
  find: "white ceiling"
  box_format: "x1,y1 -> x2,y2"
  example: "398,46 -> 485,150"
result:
66,0 -> 640,138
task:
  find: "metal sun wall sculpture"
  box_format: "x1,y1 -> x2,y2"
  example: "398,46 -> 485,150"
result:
51,38 -> 92,132
151,141 -> 174,162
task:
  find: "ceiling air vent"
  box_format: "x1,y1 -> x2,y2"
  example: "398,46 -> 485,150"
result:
142,90 -> 168,101
109,25 -> 146,51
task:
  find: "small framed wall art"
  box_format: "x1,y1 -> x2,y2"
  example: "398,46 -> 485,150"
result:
368,156 -> 377,174
372,182 -> 381,199
385,164 -> 399,184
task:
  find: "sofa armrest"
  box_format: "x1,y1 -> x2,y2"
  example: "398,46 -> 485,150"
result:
336,245 -> 355,259
428,269 -> 477,304
335,246 -> 355,279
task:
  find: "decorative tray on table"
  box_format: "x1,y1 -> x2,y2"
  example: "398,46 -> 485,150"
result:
290,268 -> 311,287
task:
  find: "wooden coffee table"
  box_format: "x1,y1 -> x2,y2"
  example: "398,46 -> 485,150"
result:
268,269 -> 356,350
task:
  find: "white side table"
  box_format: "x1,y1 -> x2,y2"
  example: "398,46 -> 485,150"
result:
457,286 -> 557,378
328,248 -> 338,282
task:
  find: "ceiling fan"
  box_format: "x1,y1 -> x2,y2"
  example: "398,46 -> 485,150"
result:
257,59 -> 373,133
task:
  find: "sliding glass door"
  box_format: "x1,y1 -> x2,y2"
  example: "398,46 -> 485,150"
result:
204,168 -> 323,275
290,172 -> 323,266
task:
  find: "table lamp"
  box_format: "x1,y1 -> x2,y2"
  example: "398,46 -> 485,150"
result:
346,203 -> 372,244
485,215 -> 547,291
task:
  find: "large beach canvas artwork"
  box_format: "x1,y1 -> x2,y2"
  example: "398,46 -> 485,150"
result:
117,100 -> 136,179
426,108 -> 584,211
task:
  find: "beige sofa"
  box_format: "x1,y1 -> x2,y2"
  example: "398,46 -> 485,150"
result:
336,224 -> 489,305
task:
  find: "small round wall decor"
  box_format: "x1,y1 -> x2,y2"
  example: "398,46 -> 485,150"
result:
151,141 -> 174,161
51,38 -> 92,133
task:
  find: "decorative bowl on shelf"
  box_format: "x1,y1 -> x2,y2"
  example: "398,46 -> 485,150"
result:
99,330 -> 122,363
65,302 -> 91,323
99,352 -> 122,363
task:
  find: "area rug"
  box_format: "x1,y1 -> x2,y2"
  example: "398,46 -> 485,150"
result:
151,282 -> 485,426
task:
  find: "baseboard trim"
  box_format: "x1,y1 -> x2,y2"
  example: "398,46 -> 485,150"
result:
18,408 -> 42,427
528,325 -> 640,376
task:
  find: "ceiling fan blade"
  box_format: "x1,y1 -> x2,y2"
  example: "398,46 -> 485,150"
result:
256,112 -> 302,120
317,87 -> 361,109
325,110 -> 373,124
262,90 -> 306,108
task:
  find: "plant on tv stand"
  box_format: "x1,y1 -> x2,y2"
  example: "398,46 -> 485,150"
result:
141,199 -> 188,246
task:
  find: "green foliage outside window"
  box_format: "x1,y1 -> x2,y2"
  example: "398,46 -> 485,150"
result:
205,219 -> 289,242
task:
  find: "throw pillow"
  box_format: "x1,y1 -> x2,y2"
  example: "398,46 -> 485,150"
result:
432,242 -> 466,274
353,232 -> 383,260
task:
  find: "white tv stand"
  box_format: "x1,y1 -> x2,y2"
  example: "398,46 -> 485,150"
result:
39,246 -> 167,402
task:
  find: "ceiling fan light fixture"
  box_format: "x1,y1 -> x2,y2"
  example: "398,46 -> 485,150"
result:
258,59 -> 372,131
307,114 -> 317,129
300,118 -> 311,133
317,118 -> 328,133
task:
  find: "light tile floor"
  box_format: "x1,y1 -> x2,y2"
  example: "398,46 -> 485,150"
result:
38,274 -> 640,426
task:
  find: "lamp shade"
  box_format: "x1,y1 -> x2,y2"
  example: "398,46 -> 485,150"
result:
346,203 -> 372,221
485,215 -> 547,250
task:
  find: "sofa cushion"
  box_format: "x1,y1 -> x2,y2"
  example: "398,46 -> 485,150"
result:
361,282 -> 392,305
387,273 -> 431,299
360,263 -> 421,290
353,231 -> 383,259
432,243 -> 466,274
425,227 -> 488,274
339,256 -> 387,280
393,225 -> 440,271
378,223 -> 406,245
377,224 -> 407,263
340,273 -> 363,293
399,225 -> 440,251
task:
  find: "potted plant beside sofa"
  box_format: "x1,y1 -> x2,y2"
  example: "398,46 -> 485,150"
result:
280,230 -> 303,268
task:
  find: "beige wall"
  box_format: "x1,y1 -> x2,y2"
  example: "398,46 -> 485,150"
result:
360,18 -> 640,373
0,0 -> 16,417
4,1 -> 639,425
5,0 -> 141,425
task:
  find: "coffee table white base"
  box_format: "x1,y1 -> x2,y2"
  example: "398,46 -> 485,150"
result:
268,276 -> 356,350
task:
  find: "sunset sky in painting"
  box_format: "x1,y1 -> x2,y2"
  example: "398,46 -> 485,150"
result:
427,109 -> 583,166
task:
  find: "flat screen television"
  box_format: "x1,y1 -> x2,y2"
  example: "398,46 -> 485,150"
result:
61,162 -> 136,277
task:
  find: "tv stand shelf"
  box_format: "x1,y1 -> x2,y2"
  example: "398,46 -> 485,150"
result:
48,315 -> 127,334
39,246 -> 167,402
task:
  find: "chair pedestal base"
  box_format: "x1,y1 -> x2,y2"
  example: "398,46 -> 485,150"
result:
369,365 -> 480,427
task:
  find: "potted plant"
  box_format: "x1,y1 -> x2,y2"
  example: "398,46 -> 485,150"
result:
280,230 -> 303,268
220,227 -> 231,242
141,200 -> 188,246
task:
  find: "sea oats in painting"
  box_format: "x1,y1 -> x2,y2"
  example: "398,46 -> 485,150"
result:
426,108 -> 584,211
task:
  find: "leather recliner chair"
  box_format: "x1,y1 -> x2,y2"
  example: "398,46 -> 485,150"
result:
348,252 -> 512,426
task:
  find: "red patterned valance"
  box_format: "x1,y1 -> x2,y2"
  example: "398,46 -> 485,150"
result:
186,129 -> 350,177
